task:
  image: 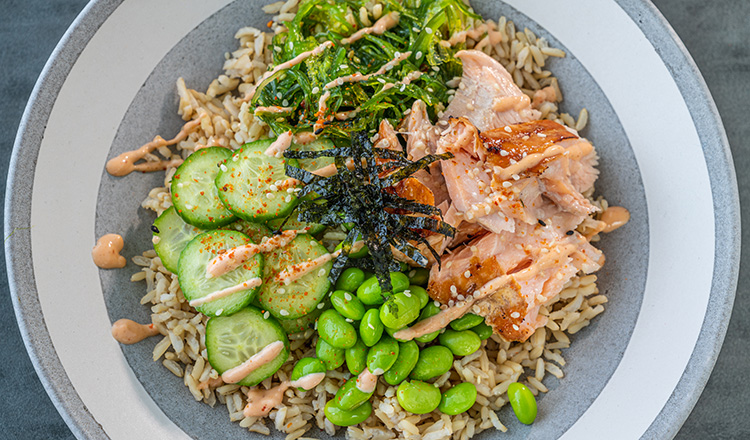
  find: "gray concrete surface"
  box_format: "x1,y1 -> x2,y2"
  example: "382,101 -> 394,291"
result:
0,0 -> 746,438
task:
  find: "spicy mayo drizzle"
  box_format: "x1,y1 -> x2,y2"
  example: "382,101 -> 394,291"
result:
221,340 -> 285,384
106,119 -> 200,177
111,319 -> 159,344
188,277 -> 263,307
243,372 -> 326,417
491,140 -> 593,182
340,12 -> 400,45
585,206 -> 631,239
264,130 -> 293,157
275,241 -> 365,285
206,230 -> 304,278
92,234 -> 126,269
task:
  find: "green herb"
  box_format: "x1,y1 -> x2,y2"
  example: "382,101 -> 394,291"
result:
251,0 -> 479,140
284,131 -> 455,292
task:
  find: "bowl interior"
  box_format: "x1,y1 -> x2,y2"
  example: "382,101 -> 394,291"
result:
96,1 -> 648,438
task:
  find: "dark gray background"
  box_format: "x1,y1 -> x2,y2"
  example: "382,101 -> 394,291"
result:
0,0 -> 746,439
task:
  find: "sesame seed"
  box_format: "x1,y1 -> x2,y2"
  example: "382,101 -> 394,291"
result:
220,164 -> 228,172
464,270 -> 472,278
511,311 -> 521,318
432,66 -> 440,72
510,159 -> 517,165
448,300 -> 455,306
538,133 -> 547,138
457,294 -> 465,301
311,86 -> 320,94
344,292 -> 352,301
185,204 -> 193,210
266,193 -> 275,199
317,303 -> 325,309
285,195 -> 292,203
450,285 -> 458,294
280,309 -> 289,316
318,268 -> 326,276
499,150 -> 509,157
502,181 -> 512,188
512,174 -> 520,180
566,230 -> 574,235
416,51 -> 423,59
346,318 -> 354,323
278,288 -> 286,294
269,184 -> 278,191
426,27 -> 433,34
264,311 -> 270,319
216,308 -> 223,316
282,99 -> 289,106
434,300 -> 440,307
177,183 -> 184,188
504,126 -> 512,132
538,219 -> 547,227
232,155 -> 239,162
512,324 -> 520,331
403,290 -> 412,297
409,270 -> 416,277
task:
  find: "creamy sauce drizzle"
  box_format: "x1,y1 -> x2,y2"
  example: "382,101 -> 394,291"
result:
492,95 -> 531,112
206,230 -> 303,278
355,368 -> 379,393
106,119 -> 200,176
92,234 -> 126,269
111,319 -> 159,344
188,277 -> 263,307
243,372 -> 325,417
341,12 -> 400,45
243,41 -> 334,102
264,130 -> 293,157
254,106 -> 294,115
275,242 -> 364,284
222,340 -> 284,384
586,206 -> 630,239
492,140 -> 593,181
395,242 -> 580,341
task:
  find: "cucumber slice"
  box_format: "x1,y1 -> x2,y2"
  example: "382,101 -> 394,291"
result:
206,306 -> 289,386
171,147 -> 236,228
266,211 -> 325,235
257,234 -> 332,319
223,220 -> 272,244
152,206 -> 203,273
290,137 -> 335,172
178,230 -> 263,317
215,139 -> 298,222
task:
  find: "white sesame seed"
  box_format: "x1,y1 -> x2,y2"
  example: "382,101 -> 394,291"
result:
538,133 -> 547,138
448,300 -> 455,306
312,86 -> 320,94
344,292 -> 352,301
432,66 -> 440,72
403,291 -> 411,298
264,311 -> 270,319
504,126 -> 512,133
511,312 -> 521,318
450,285 -> 458,294
464,270 -> 472,278
267,192 -> 275,199
502,181 -> 512,188
512,174 -> 520,180
499,150 -> 509,156
216,308 -> 223,316
318,268 -> 326,276
280,309 -> 289,316
416,51 -> 423,59
510,159 -> 517,164
285,195 -> 293,203
346,318 -> 354,323
512,324 -> 520,331
317,303 -> 325,309
282,99 -> 289,106
278,288 -> 285,294
457,294 -> 465,301
232,155 -> 239,162
220,164 -> 228,172
484,205 -> 492,215
185,204 -> 193,210
177,182 -> 184,188
269,184 -> 278,191
409,270 -> 416,277
434,300 -> 440,307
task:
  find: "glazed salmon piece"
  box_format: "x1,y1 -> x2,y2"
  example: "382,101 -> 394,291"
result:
442,50 -> 540,131
437,118 -> 599,235
428,223 -> 604,341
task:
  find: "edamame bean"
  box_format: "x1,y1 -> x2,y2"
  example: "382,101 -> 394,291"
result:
356,272 -> 410,305
316,338 -> 345,370
318,309 -> 357,349
291,358 -> 327,390
438,383 -> 477,415
396,380 -> 441,414
384,341 -> 419,385
331,290 -> 366,321
333,377 -> 374,410
470,322 -> 493,340
345,339 -> 367,376
324,400 -> 372,426
439,329 -> 481,356
406,267 -> 430,286
415,302 -> 442,343
449,313 -> 485,331
410,345 -> 453,380
508,382 -> 537,425
366,335 -> 399,374
359,309 -> 384,347
380,292 -> 421,329
335,268 -> 366,292
407,285 -> 430,309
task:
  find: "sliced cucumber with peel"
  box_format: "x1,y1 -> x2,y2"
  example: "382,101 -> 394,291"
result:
205,306 -> 289,386
171,147 -> 236,228
257,234 -> 332,320
152,206 -> 203,273
266,210 -> 325,235
215,139 -> 298,222
290,137 -> 335,172
178,230 -> 263,317
223,220 -> 272,244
